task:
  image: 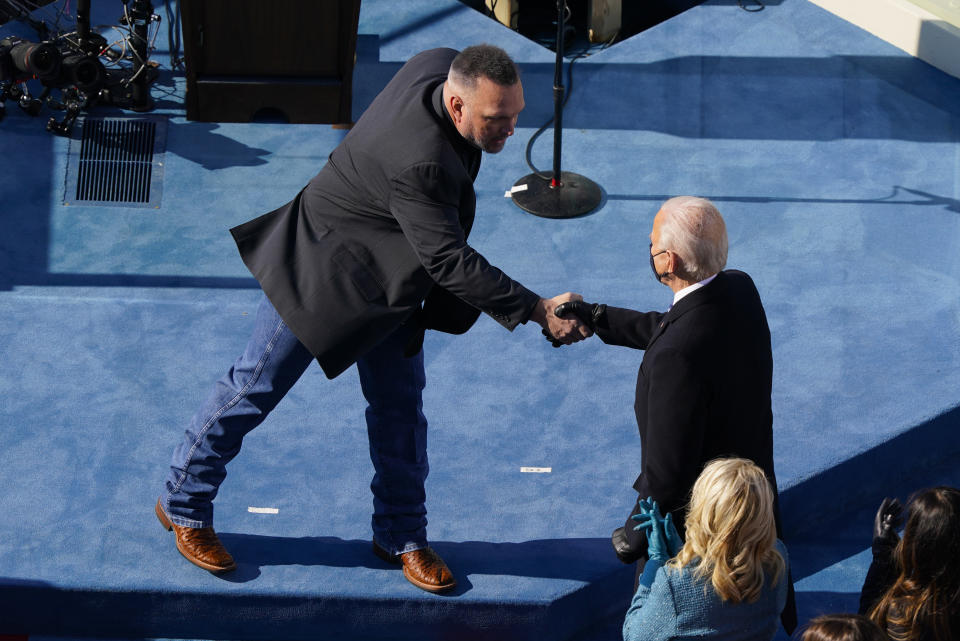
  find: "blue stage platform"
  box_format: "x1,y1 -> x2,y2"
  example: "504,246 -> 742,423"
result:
1,1 -> 959,640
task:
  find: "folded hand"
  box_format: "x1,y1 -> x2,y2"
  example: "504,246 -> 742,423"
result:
631,497 -> 684,561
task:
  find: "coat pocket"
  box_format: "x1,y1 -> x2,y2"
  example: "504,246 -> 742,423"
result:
331,246 -> 383,303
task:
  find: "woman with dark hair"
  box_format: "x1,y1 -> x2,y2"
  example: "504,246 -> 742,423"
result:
859,486 -> 960,641
801,614 -> 889,641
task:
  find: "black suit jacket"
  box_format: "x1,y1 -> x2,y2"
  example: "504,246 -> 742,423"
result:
598,270 -> 797,632
230,48 -> 540,379
598,270 -> 777,521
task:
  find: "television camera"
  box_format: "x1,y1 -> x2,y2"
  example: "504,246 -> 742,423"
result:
0,0 -> 158,135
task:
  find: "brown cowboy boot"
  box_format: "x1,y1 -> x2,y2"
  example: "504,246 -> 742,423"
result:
155,499 -> 237,573
373,540 -> 455,593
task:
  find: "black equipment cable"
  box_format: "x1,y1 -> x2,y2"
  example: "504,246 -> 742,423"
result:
523,1 -> 609,180
523,45 -> 585,180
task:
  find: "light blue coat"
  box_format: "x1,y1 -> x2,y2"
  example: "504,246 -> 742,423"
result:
623,540 -> 788,641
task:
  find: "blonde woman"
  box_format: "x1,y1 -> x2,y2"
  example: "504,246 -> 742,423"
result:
623,458 -> 788,641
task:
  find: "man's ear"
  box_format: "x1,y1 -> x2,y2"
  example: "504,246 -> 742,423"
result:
665,251 -> 682,278
447,93 -> 465,126
444,81 -> 465,126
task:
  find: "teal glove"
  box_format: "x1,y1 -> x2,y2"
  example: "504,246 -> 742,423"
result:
631,498 -> 684,561
631,497 -> 659,525
631,498 -> 665,533
632,498 -> 670,591
630,497 -> 661,534
645,512 -> 671,562
661,512 -> 683,557
637,556 -> 663,590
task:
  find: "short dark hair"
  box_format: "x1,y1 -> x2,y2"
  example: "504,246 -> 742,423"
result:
450,44 -> 519,87
801,614 -> 889,641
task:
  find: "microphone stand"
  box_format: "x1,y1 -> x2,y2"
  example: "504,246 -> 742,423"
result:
125,0 -> 156,111
76,0 -> 93,52
511,0 -> 601,219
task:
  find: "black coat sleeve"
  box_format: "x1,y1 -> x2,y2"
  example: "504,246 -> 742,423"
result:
391,161 -> 540,329
859,539 -> 898,615
596,306 -> 665,350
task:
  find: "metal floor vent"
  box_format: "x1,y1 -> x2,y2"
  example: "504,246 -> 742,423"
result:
64,116 -> 167,208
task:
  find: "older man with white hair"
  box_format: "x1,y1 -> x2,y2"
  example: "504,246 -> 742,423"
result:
556,196 -> 796,634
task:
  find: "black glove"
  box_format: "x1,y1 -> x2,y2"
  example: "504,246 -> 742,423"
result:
541,300 -> 607,347
872,497 -> 903,552
554,300 -> 606,333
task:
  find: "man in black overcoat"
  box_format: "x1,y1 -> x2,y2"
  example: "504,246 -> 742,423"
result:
557,196 -> 796,633
155,45 -> 588,593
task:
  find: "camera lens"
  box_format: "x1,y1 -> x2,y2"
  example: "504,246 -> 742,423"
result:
62,53 -> 105,92
10,40 -> 61,79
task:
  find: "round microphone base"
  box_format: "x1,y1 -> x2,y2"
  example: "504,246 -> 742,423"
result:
511,171 -> 602,219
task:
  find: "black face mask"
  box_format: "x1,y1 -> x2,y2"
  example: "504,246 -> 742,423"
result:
649,243 -> 668,282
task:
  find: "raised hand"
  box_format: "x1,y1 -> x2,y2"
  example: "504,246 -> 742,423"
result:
872,497 -> 903,549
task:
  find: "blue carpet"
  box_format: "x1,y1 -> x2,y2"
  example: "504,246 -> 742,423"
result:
2,0 -> 960,639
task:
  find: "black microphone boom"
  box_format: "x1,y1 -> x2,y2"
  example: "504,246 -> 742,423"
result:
511,0 -> 601,219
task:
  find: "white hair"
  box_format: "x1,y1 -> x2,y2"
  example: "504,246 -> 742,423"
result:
657,196 -> 728,281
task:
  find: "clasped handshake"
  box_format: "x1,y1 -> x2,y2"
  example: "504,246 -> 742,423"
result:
529,293 -> 606,348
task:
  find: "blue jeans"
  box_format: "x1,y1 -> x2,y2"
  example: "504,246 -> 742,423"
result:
162,296 -> 429,556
